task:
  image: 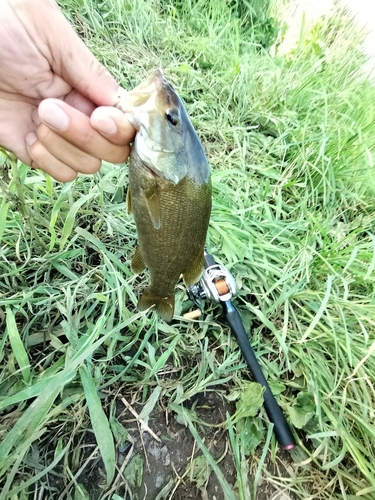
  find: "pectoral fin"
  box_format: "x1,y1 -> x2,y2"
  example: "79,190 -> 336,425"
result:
182,249 -> 205,288
142,184 -> 162,229
131,246 -> 146,273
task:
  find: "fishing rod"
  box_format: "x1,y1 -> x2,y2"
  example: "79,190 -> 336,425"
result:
187,250 -> 295,450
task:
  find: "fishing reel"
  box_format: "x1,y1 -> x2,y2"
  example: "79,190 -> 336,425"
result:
188,250 -> 237,309
186,249 -> 296,451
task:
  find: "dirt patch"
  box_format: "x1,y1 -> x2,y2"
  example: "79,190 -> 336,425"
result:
90,390 -> 296,500
116,392 -> 235,500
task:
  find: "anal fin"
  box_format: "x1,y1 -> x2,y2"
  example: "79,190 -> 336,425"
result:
131,246 -> 146,274
182,249 -> 204,288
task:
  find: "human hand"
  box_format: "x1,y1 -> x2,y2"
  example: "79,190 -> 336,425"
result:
0,0 -> 134,182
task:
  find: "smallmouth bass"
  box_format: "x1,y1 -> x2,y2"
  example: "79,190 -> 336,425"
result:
117,69 -> 211,321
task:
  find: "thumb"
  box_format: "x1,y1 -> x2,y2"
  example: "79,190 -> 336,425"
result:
32,0 -> 121,106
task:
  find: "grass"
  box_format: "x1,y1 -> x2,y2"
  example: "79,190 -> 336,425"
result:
1,0 -> 375,498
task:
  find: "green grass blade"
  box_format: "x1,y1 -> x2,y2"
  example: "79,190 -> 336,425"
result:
60,189 -> 98,250
0,197 -> 9,243
0,383 -> 61,477
5,442 -> 70,497
300,275 -> 333,342
253,424 -> 274,499
5,307 -> 31,384
79,363 -> 116,484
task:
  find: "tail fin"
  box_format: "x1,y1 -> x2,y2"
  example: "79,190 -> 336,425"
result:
137,287 -> 174,322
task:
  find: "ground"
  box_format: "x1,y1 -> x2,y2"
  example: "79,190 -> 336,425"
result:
75,391 -> 295,500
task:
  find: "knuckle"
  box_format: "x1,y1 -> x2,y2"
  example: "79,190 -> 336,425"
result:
104,145 -> 130,164
30,159 -> 41,171
49,168 -> 77,182
80,127 -> 93,150
59,170 -> 78,183
29,140 -> 47,164
89,158 -> 102,174
79,156 -> 102,174
29,142 -> 78,182
36,123 -> 54,144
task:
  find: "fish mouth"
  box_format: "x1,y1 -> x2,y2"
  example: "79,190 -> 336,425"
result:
154,68 -> 165,87
135,134 -> 165,179
135,131 -> 181,184
135,143 -> 172,182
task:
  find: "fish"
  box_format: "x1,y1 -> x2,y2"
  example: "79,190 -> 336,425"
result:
116,69 -> 211,322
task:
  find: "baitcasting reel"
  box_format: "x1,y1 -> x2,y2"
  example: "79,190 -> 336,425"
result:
188,250 -> 237,307
187,249 -> 296,451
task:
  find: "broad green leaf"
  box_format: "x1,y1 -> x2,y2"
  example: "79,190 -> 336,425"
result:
109,416 -> 128,447
124,454 -> 143,488
190,455 -> 211,489
238,418 -> 265,455
287,392 -> 316,429
233,382 -> 264,422
268,380 -> 287,396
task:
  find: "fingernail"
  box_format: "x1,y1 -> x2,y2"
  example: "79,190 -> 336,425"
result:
25,132 -> 37,146
39,101 -> 69,131
94,117 -> 117,135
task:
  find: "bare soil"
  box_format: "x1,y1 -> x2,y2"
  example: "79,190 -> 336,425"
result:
77,391 -> 296,500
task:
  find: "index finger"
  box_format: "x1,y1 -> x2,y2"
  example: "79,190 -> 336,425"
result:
38,99 -> 131,164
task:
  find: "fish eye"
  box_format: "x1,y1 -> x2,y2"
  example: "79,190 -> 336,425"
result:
165,108 -> 181,127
